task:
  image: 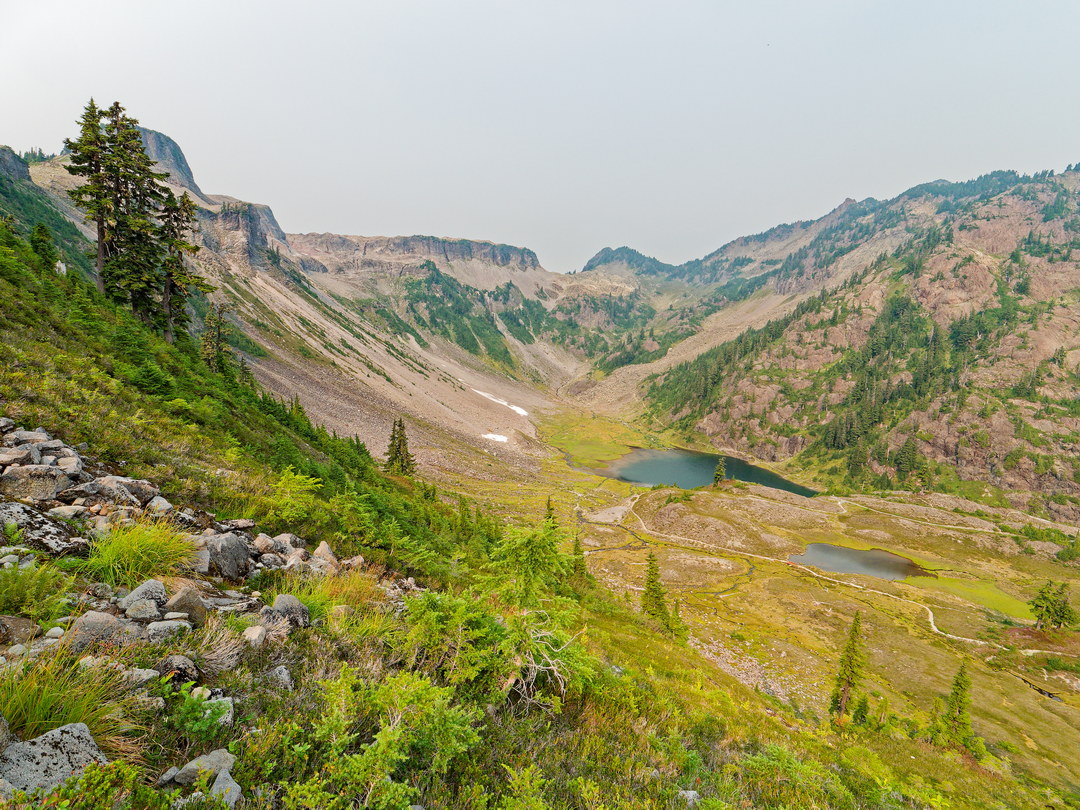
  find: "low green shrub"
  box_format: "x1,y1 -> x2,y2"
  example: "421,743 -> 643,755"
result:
0,563 -> 73,622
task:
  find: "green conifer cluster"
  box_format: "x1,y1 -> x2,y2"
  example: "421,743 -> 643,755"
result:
385,417 -> 416,476
64,98 -> 210,340
1029,581 -> 1077,630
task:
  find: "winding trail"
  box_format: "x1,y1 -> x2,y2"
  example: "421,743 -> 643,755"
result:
576,491 -> 1080,660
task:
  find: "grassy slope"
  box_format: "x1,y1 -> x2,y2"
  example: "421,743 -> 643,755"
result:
0,179 -> 1075,808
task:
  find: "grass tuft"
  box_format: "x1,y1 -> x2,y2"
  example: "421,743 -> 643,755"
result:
62,520 -> 197,588
0,651 -> 144,759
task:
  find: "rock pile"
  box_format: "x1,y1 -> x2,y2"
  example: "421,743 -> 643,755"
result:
0,419 -> 386,802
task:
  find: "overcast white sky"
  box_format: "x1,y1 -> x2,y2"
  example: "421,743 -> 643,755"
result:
4,1 -> 1080,271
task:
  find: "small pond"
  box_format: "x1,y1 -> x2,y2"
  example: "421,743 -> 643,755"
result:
594,447 -> 816,497
788,543 -> 926,580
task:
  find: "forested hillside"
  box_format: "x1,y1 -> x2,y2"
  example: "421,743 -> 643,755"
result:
646,169 -> 1080,519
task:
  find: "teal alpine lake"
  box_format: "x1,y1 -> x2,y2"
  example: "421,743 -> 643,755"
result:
593,447 -> 816,496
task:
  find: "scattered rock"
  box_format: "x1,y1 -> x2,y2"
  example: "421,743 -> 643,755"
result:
97,476 -> 158,507
172,748 -> 235,786
206,533 -> 251,581
44,627 -> 64,640
267,665 -> 293,691
0,615 -> 42,646
164,587 -> 207,628
241,625 -> 266,647
118,579 -> 167,611
5,644 -> 27,657
0,723 -> 106,798
65,611 -> 123,652
145,620 -> 192,643
125,600 -> 161,622
157,654 -> 199,685
271,594 -> 310,628
144,495 -> 173,516
46,505 -> 88,521
0,502 -> 84,556
206,696 -> 234,726
210,768 -> 243,808
126,667 -> 159,687
678,790 -> 701,806
0,465 -> 72,501
156,766 -> 180,788
0,446 -> 37,466
273,532 -> 306,549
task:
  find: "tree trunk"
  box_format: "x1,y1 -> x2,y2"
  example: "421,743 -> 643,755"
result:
94,216 -> 106,294
162,278 -> 174,344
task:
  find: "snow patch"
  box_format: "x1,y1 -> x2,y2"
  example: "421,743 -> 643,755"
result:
472,389 -> 529,416
482,434 -> 509,442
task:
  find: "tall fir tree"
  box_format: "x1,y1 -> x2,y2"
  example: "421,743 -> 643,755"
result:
713,456 -> 726,485
640,552 -> 669,624
942,661 -> 974,746
64,98 -> 109,293
385,418 -> 416,476
200,302 -> 234,374
100,101 -> 168,319
29,224 -> 59,272
830,612 -> 865,720
159,190 -> 209,343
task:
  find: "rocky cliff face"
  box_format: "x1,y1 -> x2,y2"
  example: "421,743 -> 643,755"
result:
0,147 -> 30,182
137,127 -> 210,204
287,232 -> 559,295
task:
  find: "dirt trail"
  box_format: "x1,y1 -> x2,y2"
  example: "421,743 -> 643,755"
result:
578,492 -> 1080,659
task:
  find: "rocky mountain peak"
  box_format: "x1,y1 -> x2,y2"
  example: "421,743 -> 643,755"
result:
137,127 -> 210,204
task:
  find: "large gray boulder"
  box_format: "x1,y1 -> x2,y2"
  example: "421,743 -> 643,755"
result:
271,594 -> 310,628
164,587 -> 207,628
0,615 -> 42,645
145,620 -> 191,643
172,748 -> 235,786
117,579 -> 167,611
65,611 -> 126,652
96,476 -> 159,507
0,722 -> 106,798
210,768 -> 243,808
0,465 -> 72,502
206,533 -> 251,581
0,446 -> 39,466
0,502 -> 86,557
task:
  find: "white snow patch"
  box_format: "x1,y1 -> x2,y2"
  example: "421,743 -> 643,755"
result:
482,433 -> 509,442
472,389 -> 529,416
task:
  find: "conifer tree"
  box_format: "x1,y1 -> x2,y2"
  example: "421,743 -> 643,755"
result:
65,98 -> 109,293
852,694 -> 870,725
1054,583 -> 1077,628
830,612 -> 865,720
544,495 -> 556,525
159,190 -> 209,343
29,224 -> 59,271
385,418 -> 416,476
942,661 -> 974,746
200,302 -> 234,374
100,101 -> 168,319
640,552 -> 669,624
713,456 -> 726,485
569,532 -> 590,589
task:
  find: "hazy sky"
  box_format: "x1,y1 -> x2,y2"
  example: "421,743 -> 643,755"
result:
4,1 -> 1080,271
